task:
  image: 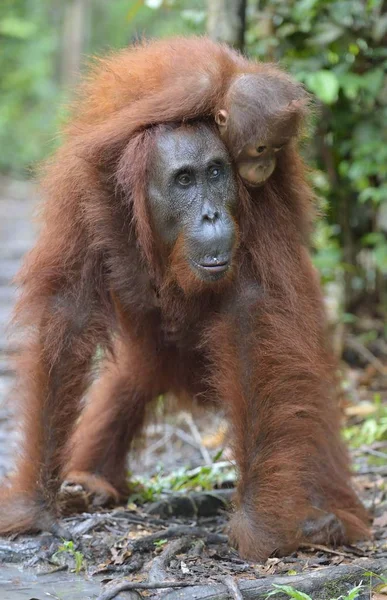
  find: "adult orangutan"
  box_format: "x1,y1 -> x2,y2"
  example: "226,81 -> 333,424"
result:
68,37 -> 308,187
0,38 -> 369,561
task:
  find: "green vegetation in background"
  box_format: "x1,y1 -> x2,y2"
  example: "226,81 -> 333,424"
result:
90,0 -> 206,51
129,454 -> 233,504
0,0 -> 206,177
246,0 -> 387,312
344,393 -> 387,448
0,1 -> 60,175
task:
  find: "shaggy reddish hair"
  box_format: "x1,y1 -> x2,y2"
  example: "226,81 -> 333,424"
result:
0,37 -> 369,561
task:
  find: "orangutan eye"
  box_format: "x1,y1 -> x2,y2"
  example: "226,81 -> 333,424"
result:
176,172 -> 192,186
209,165 -> 221,179
256,146 -> 266,154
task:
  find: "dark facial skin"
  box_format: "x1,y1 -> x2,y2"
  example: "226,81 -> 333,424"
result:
147,123 -> 238,282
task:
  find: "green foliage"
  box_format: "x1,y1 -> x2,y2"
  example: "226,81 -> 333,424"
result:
129,460 -> 234,504
266,582 -> 364,600
153,538 -> 168,547
53,540 -> 85,574
312,219 -> 343,284
89,0 -> 205,54
246,0 -> 387,312
344,393 -> 387,447
0,0 -> 206,177
0,1 -> 63,176
364,571 -> 387,592
266,584 -> 313,599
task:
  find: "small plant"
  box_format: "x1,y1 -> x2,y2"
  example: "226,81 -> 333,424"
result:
53,540 -> 85,574
154,539 -> 168,548
266,582 -> 364,600
344,393 -> 387,448
129,458 -> 235,505
266,585 -> 311,599
364,571 -> 387,594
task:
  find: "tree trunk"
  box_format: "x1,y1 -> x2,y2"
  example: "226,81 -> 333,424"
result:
61,0 -> 90,90
207,0 -> 247,50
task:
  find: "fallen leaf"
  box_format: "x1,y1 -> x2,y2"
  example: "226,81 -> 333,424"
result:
345,403 -> 377,417
375,584 -> 387,594
110,546 -> 132,565
181,560 -> 190,574
202,422 -> 227,448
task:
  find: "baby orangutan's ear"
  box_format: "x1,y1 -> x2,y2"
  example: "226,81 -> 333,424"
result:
215,109 -> 229,133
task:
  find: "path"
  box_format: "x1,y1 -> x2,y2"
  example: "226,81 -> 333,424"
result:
0,177 -> 38,478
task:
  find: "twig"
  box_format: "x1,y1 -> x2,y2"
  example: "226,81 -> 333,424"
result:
131,525 -> 228,551
143,432 -> 173,456
148,537 -> 192,583
299,543 -> 357,558
224,575 -> 244,600
172,461 -> 235,476
146,489 -> 233,519
71,515 -> 106,536
110,511 -> 166,527
346,335 -> 387,376
92,558 -> 144,576
362,448 -> 387,460
356,466 -> 387,475
170,426 -> 214,460
97,580 -> 192,600
181,412 -> 212,465
37,564 -> 69,575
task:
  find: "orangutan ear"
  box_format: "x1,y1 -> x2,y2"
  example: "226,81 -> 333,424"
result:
215,109 -> 229,133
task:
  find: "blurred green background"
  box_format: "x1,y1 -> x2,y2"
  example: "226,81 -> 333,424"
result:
0,0 -> 386,320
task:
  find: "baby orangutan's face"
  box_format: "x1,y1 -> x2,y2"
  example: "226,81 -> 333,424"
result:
234,140 -> 285,187
216,108 -> 288,187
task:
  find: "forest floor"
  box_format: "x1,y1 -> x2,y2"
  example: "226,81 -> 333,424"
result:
0,177 -> 386,600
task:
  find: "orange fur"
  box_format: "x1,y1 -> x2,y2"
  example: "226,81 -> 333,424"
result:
0,37 -> 369,560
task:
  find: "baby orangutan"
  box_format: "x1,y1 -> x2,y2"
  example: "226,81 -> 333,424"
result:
215,73 -> 306,186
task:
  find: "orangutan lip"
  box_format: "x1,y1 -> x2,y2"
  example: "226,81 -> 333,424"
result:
197,260 -> 229,273
242,178 -> 265,188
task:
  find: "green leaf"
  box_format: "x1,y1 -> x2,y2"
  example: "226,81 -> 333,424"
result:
307,71 -> 339,104
266,584 -> 312,599
363,68 -> 384,96
361,232 -> 385,246
339,73 -> 363,100
307,23 -> 343,46
0,17 -> 36,39
213,449 -> 224,462
372,13 -> 387,41
375,244 -> 387,273
292,0 -> 319,22
337,582 -> 364,600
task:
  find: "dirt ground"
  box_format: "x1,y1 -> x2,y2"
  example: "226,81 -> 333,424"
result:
0,178 -> 386,600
